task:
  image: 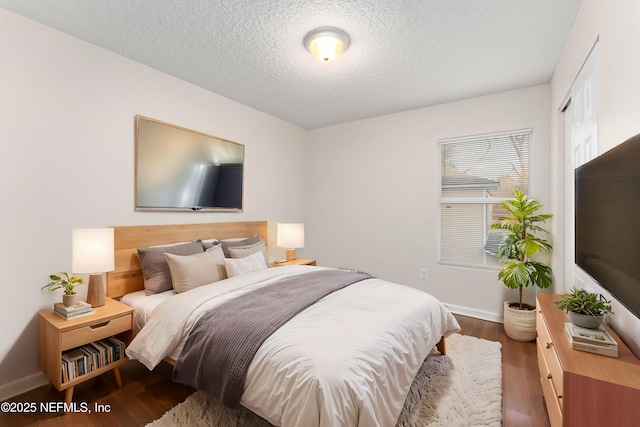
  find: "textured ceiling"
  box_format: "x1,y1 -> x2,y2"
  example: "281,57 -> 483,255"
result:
1,0 -> 581,129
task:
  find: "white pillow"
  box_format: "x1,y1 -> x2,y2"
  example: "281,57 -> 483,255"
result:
224,250 -> 268,278
228,240 -> 269,266
164,245 -> 226,293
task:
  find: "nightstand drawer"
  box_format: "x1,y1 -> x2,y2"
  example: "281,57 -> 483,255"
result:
61,314 -> 132,350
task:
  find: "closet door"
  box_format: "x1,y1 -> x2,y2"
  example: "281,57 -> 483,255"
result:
563,42 -> 599,289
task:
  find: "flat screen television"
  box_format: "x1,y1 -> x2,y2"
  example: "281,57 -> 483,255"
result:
135,116 -> 244,212
575,133 -> 640,318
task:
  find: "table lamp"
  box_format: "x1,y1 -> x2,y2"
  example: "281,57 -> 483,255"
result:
72,228 -> 115,307
277,223 -> 304,261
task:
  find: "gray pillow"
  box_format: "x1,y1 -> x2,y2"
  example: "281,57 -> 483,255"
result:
220,235 -> 262,257
199,239 -> 220,250
138,241 -> 204,294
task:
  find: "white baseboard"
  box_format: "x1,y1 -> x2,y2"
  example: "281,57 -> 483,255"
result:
444,303 -> 503,324
0,372 -> 48,401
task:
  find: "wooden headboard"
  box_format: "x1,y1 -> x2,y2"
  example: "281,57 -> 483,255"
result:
106,221 -> 268,298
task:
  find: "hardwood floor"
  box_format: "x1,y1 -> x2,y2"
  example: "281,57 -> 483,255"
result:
1,314 -> 550,426
454,315 -> 550,427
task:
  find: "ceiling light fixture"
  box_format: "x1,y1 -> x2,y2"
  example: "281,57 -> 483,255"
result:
303,27 -> 350,62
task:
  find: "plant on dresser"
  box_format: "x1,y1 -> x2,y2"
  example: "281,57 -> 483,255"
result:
555,287 -> 613,329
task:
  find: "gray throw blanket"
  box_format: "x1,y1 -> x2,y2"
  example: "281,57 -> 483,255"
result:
173,269 -> 372,407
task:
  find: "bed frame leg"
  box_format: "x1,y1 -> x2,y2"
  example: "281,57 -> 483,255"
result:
436,337 -> 446,355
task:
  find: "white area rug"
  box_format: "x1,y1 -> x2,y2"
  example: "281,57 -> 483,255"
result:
148,333 -> 502,427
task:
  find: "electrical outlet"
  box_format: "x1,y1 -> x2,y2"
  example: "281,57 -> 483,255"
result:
420,268 -> 428,280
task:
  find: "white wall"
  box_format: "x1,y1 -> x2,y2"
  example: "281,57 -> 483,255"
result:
0,9 -> 308,396
306,85 -> 551,321
549,0 -> 640,356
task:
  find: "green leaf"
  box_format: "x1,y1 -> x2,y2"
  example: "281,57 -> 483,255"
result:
498,260 -> 532,289
516,236 -> 552,259
528,262 -> 552,289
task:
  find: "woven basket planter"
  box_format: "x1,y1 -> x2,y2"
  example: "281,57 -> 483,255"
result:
503,301 -> 537,341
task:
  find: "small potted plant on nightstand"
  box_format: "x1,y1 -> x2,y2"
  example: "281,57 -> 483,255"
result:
41,272 -> 85,306
555,287 -> 613,328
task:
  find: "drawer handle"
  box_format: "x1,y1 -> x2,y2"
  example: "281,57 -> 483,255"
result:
90,321 -> 110,329
545,342 -> 552,349
547,373 -> 553,379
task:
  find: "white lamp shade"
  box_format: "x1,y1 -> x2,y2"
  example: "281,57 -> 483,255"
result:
277,223 -> 304,249
72,228 -> 115,273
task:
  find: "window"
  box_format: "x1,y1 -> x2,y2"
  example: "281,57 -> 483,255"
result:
439,129 -> 531,268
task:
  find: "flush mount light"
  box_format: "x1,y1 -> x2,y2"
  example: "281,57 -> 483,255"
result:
303,27 -> 350,62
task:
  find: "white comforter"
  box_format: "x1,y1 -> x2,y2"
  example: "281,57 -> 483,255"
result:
126,265 -> 460,427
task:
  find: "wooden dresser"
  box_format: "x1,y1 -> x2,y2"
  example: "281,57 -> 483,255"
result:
536,293 -> 640,426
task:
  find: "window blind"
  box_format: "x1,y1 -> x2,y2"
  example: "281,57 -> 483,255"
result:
439,129 -> 531,267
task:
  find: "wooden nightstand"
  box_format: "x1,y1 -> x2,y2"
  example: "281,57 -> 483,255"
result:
271,258 -> 316,267
38,297 -> 133,406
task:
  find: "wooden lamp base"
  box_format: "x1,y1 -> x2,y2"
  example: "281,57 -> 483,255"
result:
285,248 -> 297,261
86,273 -> 106,307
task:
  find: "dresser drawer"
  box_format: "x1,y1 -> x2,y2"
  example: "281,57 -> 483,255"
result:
537,308 -> 564,395
537,338 -> 563,427
61,314 -> 132,350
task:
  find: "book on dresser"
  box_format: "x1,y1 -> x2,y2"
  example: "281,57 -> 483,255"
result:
564,322 -> 618,357
53,301 -> 96,320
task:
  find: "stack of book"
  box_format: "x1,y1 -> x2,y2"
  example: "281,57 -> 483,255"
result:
564,322 -> 618,358
53,301 -> 95,320
61,337 -> 126,383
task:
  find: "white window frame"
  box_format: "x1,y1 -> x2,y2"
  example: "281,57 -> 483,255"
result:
438,128 -> 533,269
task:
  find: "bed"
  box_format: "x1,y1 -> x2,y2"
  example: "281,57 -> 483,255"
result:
107,222 -> 460,427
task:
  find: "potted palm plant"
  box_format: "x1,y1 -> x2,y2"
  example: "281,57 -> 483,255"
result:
491,190 -> 553,341
41,272 -> 85,306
